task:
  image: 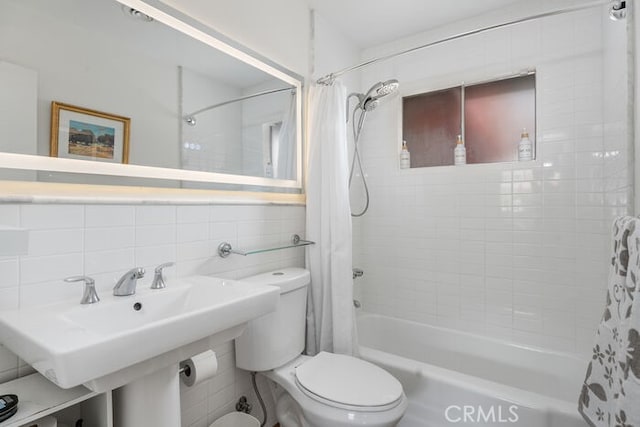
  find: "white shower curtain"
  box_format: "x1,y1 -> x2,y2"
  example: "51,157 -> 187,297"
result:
274,92 -> 296,180
305,81 -> 356,356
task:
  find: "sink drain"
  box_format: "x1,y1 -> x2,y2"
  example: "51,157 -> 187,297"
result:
133,302 -> 142,311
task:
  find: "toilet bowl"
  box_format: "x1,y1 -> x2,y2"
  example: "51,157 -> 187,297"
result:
235,268 -> 408,427
264,353 -> 407,427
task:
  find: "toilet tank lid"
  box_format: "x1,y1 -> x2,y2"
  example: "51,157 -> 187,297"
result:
239,268 -> 309,294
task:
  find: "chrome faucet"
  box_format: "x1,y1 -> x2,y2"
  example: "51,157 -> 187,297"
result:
113,267 -> 145,296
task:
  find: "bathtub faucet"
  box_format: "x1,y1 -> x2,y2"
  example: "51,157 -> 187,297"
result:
353,268 -> 364,280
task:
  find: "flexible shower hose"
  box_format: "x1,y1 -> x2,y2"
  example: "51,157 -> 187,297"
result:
349,106 -> 370,217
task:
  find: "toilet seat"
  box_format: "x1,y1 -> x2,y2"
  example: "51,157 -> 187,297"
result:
294,352 -> 403,412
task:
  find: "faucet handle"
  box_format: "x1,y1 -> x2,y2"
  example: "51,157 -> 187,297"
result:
151,262 -> 175,290
65,275 -> 100,304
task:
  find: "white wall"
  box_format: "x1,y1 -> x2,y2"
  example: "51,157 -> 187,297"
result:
181,68 -> 244,176
311,11 -> 360,88
159,0 -> 310,77
352,3 -> 632,356
0,62 -> 37,182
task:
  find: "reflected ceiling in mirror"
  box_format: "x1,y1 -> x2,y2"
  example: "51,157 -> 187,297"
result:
0,0 -> 303,191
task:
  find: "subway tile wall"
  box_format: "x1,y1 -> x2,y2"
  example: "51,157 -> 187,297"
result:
0,203 -> 305,427
352,6 -> 631,356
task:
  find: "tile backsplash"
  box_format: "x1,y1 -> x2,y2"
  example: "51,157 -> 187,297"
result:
0,202 -> 304,427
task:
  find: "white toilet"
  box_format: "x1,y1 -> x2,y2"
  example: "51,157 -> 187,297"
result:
235,268 -> 408,427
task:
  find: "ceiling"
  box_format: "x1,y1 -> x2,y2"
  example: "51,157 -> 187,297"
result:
310,0 -> 532,49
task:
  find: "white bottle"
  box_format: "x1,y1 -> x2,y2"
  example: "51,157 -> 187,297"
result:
454,135 -> 466,165
400,140 -> 411,169
518,128 -> 533,161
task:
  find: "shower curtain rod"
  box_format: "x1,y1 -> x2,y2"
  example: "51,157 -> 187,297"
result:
316,0 -> 614,85
184,86 -> 295,124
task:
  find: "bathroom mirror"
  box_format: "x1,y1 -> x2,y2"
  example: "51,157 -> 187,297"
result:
0,0 -> 303,192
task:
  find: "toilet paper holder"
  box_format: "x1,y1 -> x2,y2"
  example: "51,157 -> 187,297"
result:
179,350 -> 218,387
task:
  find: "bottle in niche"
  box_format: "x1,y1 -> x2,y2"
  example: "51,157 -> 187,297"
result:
518,128 -> 533,161
454,135 -> 466,166
400,140 -> 411,169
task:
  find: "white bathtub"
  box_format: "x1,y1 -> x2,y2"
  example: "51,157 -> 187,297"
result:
357,313 -> 589,427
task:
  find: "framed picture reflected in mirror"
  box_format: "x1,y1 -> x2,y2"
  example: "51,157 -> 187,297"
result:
50,102 -> 130,164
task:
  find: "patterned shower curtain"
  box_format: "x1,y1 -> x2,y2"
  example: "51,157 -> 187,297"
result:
579,216 -> 640,426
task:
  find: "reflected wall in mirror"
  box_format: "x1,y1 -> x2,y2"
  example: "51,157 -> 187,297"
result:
0,0 -> 302,191
181,69 -> 297,181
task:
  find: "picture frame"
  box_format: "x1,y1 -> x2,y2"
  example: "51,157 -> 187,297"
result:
50,102 -> 130,164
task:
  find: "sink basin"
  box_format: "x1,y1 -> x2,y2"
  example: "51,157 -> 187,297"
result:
0,275 -> 279,390
62,283 -> 192,336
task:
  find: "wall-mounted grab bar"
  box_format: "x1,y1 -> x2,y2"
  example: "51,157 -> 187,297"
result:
217,234 -> 314,258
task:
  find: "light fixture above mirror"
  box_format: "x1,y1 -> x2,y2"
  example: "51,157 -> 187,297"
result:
121,5 -> 154,22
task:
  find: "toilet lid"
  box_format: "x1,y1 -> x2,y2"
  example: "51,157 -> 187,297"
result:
295,352 -> 403,407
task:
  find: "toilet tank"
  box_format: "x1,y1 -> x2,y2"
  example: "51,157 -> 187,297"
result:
235,268 -> 310,371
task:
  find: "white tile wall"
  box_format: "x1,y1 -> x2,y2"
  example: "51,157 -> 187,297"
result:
0,203 -> 305,426
353,6 -> 632,356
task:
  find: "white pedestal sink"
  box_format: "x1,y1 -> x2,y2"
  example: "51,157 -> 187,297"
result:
114,364 -> 181,427
0,275 -> 280,427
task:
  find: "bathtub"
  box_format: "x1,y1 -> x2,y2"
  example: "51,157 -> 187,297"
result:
357,313 -> 589,427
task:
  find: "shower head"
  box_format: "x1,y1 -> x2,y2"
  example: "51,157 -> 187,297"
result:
345,79 -> 399,122
360,79 -> 399,111
372,79 -> 400,97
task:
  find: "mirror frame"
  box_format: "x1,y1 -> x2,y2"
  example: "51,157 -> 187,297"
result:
0,0 -> 304,196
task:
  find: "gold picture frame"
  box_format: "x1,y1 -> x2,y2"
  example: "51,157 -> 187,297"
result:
50,102 -> 130,164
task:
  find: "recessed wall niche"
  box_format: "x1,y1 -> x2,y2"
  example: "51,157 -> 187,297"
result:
402,74 -> 536,167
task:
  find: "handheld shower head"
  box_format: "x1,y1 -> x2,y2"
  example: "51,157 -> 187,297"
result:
346,79 -> 400,117
360,79 -> 399,111
362,98 -> 380,111
346,78 -> 399,217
